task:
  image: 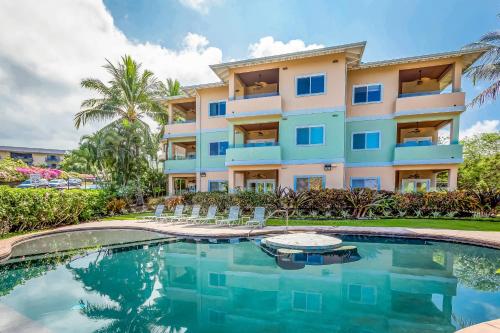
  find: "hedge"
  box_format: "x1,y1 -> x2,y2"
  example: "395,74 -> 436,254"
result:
0,186 -> 109,235
182,188 -> 499,219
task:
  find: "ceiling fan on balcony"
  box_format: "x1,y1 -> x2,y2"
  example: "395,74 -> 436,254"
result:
254,73 -> 268,88
409,122 -> 422,134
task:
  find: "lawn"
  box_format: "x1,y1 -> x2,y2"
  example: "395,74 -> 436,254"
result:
103,211 -> 500,232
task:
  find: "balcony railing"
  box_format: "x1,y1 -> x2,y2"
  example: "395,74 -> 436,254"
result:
398,90 -> 441,98
231,91 -> 279,100
394,144 -> 463,165
229,142 -> 279,148
225,144 -> 281,166
173,119 -> 196,124
226,94 -> 282,119
396,140 -> 434,148
164,158 -> 196,172
395,92 -> 465,115
170,155 -> 196,160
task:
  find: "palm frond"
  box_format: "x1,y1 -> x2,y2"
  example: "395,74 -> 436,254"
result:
468,79 -> 500,108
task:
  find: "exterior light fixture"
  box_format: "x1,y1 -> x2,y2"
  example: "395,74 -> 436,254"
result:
200,172 -> 206,177
324,164 -> 332,171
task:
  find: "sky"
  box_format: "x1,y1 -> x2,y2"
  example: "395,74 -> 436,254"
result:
0,0 -> 498,149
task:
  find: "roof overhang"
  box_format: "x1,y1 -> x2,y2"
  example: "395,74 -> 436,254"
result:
351,46 -> 490,72
210,41 -> 366,82
0,146 -> 67,155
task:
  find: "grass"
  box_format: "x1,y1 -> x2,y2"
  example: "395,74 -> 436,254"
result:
102,211 -> 500,232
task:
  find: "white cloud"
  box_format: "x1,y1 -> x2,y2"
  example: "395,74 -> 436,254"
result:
460,120 -> 500,139
178,0 -> 221,14
248,36 -> 324,58
0,0 -> 222,149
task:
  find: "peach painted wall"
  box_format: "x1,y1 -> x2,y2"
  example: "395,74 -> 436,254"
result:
198,86 -> 229,130
279,163 -> 344,189
346,57 -> 464,118
345,167 -> 395,191
395,92 -> 465,113
228,53 -> 347,112
199,171 -> 228,191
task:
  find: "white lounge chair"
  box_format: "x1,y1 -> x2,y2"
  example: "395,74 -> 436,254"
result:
161,204 -> 185,223
216,206 -> 241,226
245,207 -> 266,228
180,205 -> 202,223
193,205 -> 218,224
143,204 -> 165,221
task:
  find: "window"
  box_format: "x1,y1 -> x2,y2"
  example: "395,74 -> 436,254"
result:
353,84 -> 382,104
296,126 -> 324,145
352,132 -> 380,150
209,141 -> 228,156
209,272 -> 226,287
292,291 -> 322,312
348,284 -> 377,305
209,181 -> 228,192
351,177 -> 380,190
294,176 -> 325,191
209,101 -> 226,117
296,74 -> 325,96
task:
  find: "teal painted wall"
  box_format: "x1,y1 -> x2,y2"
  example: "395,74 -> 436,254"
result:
279,111 -> 345,161
346,119 -> 396,163
198,131 -> 228,170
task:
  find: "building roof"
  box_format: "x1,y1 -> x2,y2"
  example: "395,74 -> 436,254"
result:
0,146 -> 67,155
210,41 -> 367,81
164,42 -> 489,100
351,46 -> 489,71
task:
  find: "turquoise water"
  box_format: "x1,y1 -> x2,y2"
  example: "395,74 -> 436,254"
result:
0,232 -> 499,333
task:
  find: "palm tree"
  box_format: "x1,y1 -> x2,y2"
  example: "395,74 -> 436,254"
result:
464,22 -> 500,107
75,55 -> 166,130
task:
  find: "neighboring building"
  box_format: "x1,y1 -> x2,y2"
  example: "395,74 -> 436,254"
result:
161,41 -> 487,195
0,146 -> 66,168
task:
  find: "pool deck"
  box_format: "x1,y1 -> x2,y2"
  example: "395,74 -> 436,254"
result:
456,319 -> 500,333
1,219 -> 500,262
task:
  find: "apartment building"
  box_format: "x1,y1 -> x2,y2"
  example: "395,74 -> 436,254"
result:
0,146 -> 66,168
161,41 -> 487,195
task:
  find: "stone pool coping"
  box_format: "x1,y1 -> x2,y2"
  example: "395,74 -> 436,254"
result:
1,219 -> 500,262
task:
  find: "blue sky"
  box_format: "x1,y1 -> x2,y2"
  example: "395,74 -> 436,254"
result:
105,0 -> 499,133
0,0 -> 498,149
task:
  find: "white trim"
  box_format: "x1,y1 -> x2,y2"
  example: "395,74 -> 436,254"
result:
295,73 -> 327,97
295,124 -> 326,146
352,83 -> 383,105
208,99 -> 227,118
351,131 -> 381,150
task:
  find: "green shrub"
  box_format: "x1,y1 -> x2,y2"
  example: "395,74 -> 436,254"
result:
0,186 -> 110,235
182,188 -> 498,219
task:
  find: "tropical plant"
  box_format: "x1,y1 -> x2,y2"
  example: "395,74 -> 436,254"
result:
344,188 -> 388,219
464,18 -> 500,107
471,186 -> 500,216
459,132 -> 500,189
75,55 -> 165,131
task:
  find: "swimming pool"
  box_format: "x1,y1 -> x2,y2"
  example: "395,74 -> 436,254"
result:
0,230 -> 499,332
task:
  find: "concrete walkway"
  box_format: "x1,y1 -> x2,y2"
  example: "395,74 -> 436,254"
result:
1,219 -> 499,261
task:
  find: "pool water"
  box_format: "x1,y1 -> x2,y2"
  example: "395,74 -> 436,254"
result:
0,232 -> 499,333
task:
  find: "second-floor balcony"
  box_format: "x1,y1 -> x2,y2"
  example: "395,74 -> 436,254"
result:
165,99 -> 197,137
225,142 -> 281,166
393,143 -> 463,165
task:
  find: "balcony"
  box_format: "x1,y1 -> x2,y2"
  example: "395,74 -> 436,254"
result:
164,156 -> 196,173
225,143 -> 281,166
393,144 -> 463,165
164,120 -> 196,137
395,92 -> 465,116
226,94 -> 282,119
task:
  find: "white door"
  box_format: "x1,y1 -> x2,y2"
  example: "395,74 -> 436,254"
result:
402,179 -> 431,193
247,179 -> 275,193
